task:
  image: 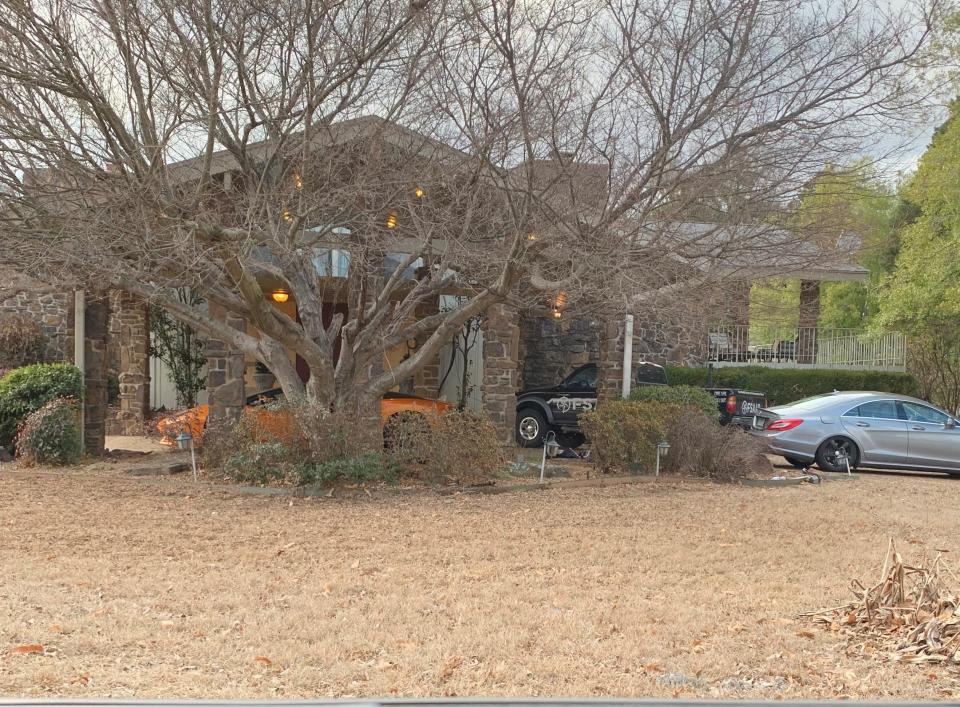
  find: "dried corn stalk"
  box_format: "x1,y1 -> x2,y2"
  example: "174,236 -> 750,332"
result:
803,539 -> 960,665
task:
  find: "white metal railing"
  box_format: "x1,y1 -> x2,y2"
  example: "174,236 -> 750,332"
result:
707,325 -> 906,370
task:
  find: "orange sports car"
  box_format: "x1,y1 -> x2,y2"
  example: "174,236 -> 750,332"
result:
157,388 -> 453,446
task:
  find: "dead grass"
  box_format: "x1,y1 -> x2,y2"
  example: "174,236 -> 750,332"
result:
1,462 -> 960,699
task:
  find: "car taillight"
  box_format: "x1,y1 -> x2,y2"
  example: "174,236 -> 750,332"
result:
726,395 -> 736,413
767,418 -> 803,432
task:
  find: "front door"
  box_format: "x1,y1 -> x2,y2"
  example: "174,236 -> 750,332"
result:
840,399 -> 910,466
901,401 -> 960,470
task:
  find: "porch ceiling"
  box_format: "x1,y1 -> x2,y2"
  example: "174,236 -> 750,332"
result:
631,220 -> 869,283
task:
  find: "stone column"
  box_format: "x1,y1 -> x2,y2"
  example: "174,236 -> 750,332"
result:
206,305 -> 246,422
83,293 -> 110,455
596,315 -> 625,403
481,303 -> 519,446
797,279 -> 821,364
724,280 -> 751,362
412,297 -> 441,399
114,292 -> 150,434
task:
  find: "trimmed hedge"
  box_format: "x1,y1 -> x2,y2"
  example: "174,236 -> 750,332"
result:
15,397 -> 83,466
665,365 -> 919,406
629,384 -> 717,416
581,401 -> 676,473
0,363 -> 84,449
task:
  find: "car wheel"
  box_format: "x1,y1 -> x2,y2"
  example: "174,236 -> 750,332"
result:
815,436 -> 859,473
516,409 -> 547,447
784,456 -> 810,469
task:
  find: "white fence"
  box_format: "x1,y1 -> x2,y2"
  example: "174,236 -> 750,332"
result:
708,325 -> 906,370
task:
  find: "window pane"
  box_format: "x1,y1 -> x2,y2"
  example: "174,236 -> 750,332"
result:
903,402 -> 949,424
842,406 -> 860,417
857,400 -> 899,420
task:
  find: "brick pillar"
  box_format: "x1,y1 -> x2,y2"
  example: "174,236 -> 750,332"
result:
797,279 -> 821,364
481,304 -> 519,446
114,292 -> 150,434
726,280 -> 751,362
597,315 -> 625,403
83,293 -> 110,455
412,297 -> 441,398
206,305 -> 246,423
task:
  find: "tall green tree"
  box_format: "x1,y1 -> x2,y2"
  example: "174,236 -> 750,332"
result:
879,102 -> 960,412
797,163 -> 900,330
750,163 -> 900,341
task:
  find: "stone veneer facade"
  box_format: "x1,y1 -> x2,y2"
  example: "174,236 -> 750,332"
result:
2,283 -> 156,450
0,288 -> 72,363
520,310 -> 710,394
481,304 -> 520,445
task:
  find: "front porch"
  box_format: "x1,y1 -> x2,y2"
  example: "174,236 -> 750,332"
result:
707,325 -> 907,371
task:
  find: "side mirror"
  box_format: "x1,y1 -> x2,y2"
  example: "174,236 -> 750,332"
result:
947,418 -> 957,430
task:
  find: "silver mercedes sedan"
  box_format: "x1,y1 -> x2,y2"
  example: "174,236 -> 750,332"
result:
751,391 -> 960,474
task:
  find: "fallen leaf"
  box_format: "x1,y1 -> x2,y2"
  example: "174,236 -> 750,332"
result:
10,644 -> 43,654
438,655 -> 463,680
254,656 -> 272,666
642,662 -> 663,674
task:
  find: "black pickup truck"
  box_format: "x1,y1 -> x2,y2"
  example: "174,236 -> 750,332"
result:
515,362 -> 765,447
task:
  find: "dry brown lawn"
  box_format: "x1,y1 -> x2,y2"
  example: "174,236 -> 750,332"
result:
1,462 -> 959,700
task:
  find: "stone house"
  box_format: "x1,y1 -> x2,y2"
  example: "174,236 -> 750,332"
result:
1,118 -> 881,450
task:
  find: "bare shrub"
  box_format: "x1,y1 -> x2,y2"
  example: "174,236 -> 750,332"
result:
203,402 -> 478,487
664,408 -> 773,482
384,410 -> 506,484
0,314 -> 45,371
425,411 -> 507,484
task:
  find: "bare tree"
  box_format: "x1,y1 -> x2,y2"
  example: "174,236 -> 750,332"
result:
0,0 -> 938,438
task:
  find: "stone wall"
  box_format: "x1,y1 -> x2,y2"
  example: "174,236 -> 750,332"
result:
81,294 -> 110,455
0,288 -> 72,363
520,310 -> 708,393
205,308 -> 247,422
112,292 -> 150,434
519,315 -> 598,390
481,304 -> 519,445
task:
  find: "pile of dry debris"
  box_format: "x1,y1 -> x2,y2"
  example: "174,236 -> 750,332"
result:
805,540 -> 960,665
